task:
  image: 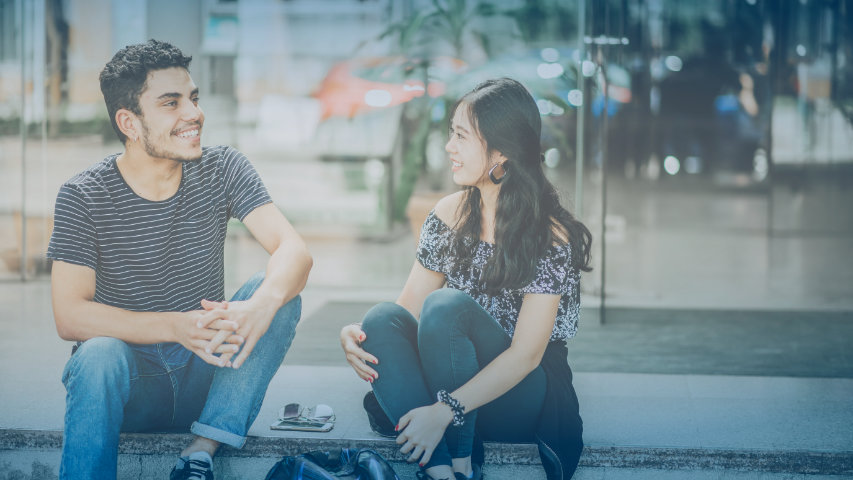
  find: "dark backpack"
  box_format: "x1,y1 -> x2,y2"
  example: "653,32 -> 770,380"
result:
264,448 -> 400,480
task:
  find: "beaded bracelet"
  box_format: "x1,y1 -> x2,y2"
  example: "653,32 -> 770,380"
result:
436,390 -> 465,427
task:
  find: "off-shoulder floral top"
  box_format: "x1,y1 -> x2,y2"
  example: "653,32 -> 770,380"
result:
416,210 -> 580,341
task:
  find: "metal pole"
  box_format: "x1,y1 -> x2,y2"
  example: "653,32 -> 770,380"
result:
19,0 -> 27,281
599,48 -> 609,325
41,0 -> 48,279
575,0 -> 586,218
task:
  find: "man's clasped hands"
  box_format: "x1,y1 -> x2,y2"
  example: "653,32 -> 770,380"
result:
174,298 -> 279,370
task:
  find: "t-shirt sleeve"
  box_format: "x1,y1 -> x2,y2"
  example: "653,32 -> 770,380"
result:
416,211 -> 449,273
222,147 -> 272,221
521,245 -> 574,295
46,184 -> 98,270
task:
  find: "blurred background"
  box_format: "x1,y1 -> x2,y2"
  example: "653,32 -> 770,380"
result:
2,0 -> 852,315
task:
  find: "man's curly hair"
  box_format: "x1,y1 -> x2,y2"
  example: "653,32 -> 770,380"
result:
99,39 -> 192,144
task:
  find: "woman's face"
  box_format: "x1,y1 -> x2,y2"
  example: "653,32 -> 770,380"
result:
445,105 -> 500,188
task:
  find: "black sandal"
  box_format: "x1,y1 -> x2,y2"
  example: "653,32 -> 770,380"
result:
453,463 -> 483,480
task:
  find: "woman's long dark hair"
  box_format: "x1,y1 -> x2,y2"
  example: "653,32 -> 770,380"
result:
450,78 -> 592,292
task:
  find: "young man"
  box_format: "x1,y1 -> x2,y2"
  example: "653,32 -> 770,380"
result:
47,40 -> 312,480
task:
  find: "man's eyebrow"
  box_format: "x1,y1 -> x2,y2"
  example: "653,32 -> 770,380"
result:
156,89 -> 198,101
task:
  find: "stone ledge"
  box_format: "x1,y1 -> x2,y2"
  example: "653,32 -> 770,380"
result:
580,446 -> 853,475
2,429 -> 851,476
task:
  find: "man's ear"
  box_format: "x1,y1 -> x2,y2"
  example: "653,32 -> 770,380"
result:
115,109 -> 140,142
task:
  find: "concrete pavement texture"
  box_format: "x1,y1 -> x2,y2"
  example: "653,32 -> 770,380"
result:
3,366 -> 853,479
1,281 -> 852,479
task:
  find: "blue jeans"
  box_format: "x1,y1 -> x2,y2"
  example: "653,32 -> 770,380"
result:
361,288 -> 547,469
59,273 -> 300,480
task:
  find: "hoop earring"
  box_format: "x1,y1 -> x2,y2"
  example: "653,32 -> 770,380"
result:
488,163 -> 507,184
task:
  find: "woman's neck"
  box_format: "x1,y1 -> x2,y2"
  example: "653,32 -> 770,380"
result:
477,184 -> 500,242
478,183 -> 500,218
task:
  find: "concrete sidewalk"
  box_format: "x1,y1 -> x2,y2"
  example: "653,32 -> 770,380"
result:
1,281 -> 852,479
3,366 -> 852,479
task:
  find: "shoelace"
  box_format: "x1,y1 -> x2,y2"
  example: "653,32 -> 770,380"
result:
185,459 -> 211,480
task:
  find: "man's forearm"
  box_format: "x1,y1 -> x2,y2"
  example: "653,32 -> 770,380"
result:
249,241 -> 312,310
55,299 -> 185,344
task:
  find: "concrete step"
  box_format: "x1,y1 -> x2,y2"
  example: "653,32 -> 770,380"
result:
2,429 -> 852,479
3,359 -> 852,479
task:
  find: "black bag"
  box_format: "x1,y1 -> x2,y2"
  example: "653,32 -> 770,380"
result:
264,448 -> 400,480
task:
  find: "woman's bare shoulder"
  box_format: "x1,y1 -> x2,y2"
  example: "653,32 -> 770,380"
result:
433,191 -> 466,226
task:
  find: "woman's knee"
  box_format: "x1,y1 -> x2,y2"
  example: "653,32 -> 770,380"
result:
360,302 -> 415,344
420,288 -> 474,332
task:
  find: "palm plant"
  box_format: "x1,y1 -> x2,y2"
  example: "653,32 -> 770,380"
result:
371,0 -> 506,221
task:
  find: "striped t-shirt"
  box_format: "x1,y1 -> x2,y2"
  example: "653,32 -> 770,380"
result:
47,145 -> 271,313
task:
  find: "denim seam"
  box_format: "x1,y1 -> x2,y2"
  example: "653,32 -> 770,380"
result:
155,343 -> 180,426
446,302 -> 479,459
447,319 -> 463,455
158,362 -> 190,426
134,372 -> 169,378
446,298 -> 511,459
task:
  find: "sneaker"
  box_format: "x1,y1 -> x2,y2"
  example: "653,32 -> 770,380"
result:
169,451 -> 214,480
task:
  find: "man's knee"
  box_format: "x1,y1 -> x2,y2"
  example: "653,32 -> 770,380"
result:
231,271 -> 267,302
265,295 -> 302,340
62,337 -> 134,390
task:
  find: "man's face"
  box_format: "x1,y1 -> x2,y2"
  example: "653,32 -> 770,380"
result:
135,67 -> 204,162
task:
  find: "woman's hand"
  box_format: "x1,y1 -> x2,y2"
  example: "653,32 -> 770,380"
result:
340,323 -> 379,382
396,403 -> 454,466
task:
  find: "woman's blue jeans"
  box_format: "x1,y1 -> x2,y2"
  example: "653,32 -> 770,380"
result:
59,272 -> 301,480
361,288 -> 547,469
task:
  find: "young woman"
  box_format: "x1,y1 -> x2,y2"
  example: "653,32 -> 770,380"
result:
340,78 -> 592,480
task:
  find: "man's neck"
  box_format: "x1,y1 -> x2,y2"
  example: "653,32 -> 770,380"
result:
116,146 -> 184,202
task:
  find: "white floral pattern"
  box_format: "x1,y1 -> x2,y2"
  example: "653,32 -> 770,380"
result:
416,211 -> 580,340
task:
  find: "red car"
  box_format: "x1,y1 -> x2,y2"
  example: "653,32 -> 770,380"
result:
314,56 -> 467,120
